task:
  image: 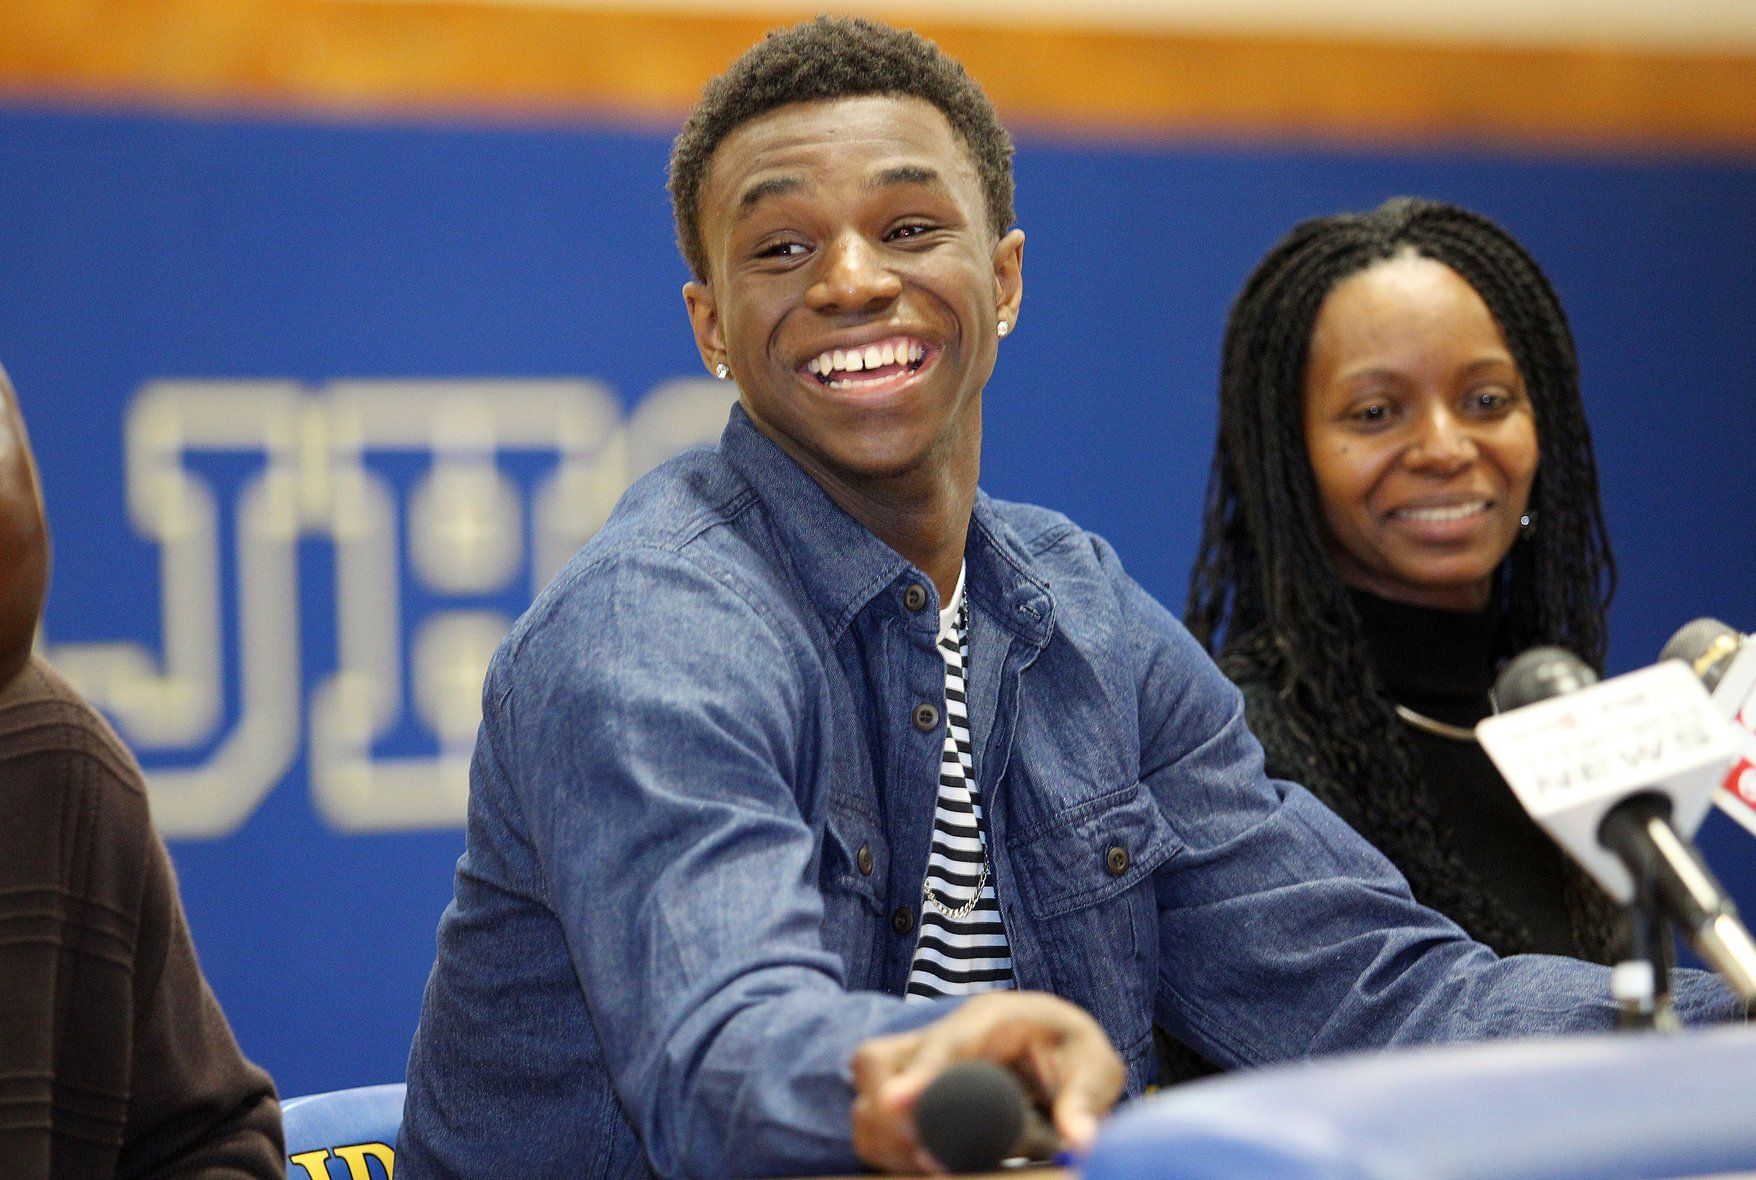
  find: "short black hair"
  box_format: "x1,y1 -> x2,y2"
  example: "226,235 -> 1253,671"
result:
668,16 -> 1015,281
1184,196 -> 1621,960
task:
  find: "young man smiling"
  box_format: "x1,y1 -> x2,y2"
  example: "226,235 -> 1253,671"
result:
399,18 -> 1739,1179
678,90 -> 1015,611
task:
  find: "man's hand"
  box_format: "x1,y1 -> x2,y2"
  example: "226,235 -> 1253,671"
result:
849,990 -> 1124,1173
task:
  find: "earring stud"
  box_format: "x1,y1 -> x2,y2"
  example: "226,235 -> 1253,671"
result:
715,363 -> 730,380
997,320 -> 1010,338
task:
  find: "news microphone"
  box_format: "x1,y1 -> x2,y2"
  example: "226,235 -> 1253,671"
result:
914,1061 -> 1060,1173
1479,647 -> 1756,1009
1662,619 -> 1756,838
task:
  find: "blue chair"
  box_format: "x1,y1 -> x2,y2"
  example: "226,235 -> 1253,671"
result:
283,1083 -> 405,1180
1084,1023 -> 1756,1179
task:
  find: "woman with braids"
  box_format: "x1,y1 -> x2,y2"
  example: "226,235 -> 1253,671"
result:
1184,196 -> 1625,970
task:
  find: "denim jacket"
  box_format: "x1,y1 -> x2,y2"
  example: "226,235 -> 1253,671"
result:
400,405 -> 1736,1179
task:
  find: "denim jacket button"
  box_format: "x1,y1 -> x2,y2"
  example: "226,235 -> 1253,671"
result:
1106,845 -> 1131,876
857,844 -> 874,876
912,702 -> 940,732
903,582 -> 929,612
891,905 -> 914,935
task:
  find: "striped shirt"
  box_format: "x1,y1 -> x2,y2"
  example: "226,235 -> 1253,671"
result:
906,569 -> 1015,1001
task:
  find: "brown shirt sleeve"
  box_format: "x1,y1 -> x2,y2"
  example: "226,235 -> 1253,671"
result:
117,829 -> 284,1178
0,658 -> 284,1179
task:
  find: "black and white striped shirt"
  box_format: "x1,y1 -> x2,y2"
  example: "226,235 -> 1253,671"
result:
906,570 -> 1015,1001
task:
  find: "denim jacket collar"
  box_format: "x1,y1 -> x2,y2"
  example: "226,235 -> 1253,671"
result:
718,403 -> 1055,648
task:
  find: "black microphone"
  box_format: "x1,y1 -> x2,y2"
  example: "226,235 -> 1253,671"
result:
914,1061 -> 1060,1172
1483,647 -> 1756,1011
1494,644 -> 1601,705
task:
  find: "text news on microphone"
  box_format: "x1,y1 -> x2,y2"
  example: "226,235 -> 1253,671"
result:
1481,645 -> 1756,1019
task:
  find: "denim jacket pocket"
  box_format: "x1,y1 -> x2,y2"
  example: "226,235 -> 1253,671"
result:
822,798 -> 886,905
1006,780 -> 1180,1077
821,798 -> 888,986
1007,780 -> 1180,920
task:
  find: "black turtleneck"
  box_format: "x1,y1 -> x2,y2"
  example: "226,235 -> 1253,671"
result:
1350,589 -> 1579,957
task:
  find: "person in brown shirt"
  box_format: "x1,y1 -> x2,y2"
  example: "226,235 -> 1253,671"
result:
0,364 -> 284,1178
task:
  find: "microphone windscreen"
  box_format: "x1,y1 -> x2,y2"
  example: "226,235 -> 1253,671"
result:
1660,618 -> 1741,691
914,1061 -> 1027,1173
1495,646 -> 1598,711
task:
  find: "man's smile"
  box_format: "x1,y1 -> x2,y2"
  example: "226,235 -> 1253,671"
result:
802,335 -> 934,389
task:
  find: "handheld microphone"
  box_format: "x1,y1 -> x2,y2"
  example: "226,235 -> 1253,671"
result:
914,1061 -> 1060,1173
1479,647 -> 1756,1009
1661,619 -> 1756,838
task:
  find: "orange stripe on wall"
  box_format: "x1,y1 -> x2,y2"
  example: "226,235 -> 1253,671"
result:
2,0 -> 1754,151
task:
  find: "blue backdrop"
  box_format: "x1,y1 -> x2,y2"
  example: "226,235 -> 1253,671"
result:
1,104 -> 1751,1097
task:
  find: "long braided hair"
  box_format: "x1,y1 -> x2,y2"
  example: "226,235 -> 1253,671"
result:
1185,197 -> 1622,960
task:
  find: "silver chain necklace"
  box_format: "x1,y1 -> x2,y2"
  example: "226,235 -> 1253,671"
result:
923,860 -> 990,919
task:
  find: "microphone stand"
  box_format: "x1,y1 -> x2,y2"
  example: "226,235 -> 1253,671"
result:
1602,795 -> 1756,1021
1614,851 -> 1679,1032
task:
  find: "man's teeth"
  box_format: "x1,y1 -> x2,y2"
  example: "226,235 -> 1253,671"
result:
1396,501 -> 1488,523
805,339 -> 926,382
